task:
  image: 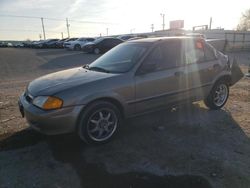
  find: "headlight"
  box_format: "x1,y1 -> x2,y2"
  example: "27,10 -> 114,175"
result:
32,96 -> 63,110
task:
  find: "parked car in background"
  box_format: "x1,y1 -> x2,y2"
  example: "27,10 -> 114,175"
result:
33,39 -> 58,48
42,39 -> 60,48
0,42 -> 8,47
18,37 -> 244,144
7,43 -> 13,47
117,35 -> 135,41
82,37 -> 123,54
24,41 -> 39,48
55,38 -> 69,48
14,43 -> 24,48
128,37 -> 144,41
33,40 -> 48,48
64,37 -> 95,50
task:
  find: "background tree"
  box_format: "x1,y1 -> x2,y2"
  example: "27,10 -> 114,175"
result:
237,9 -> 250,31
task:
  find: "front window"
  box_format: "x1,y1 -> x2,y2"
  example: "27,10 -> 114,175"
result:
88,43 -> 149,73
93,37 -> 105,44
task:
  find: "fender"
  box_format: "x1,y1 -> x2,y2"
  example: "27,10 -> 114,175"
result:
77,91 -> 134,118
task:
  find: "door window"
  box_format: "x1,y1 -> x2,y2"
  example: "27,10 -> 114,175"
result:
141,40 -> 182,72
184,39 -> 205,65
204,43 -> 217,61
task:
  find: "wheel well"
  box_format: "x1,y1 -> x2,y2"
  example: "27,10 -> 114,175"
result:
94,97 -> 124,117
215,75 -> 232,86
76,97 -> 124,129
74,44 -> 80,48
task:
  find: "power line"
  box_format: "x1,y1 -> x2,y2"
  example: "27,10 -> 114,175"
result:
0,14 -> 64,21
0,29 -> 61,33
0,14 -> 118,24
69,19 -> 118,25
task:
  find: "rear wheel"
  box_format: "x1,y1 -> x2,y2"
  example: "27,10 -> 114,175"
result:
78,101 -> 122,144
74,44 -> 81,50
204,80 -> 229,110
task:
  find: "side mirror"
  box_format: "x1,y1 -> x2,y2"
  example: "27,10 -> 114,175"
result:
138,61 -> 156,74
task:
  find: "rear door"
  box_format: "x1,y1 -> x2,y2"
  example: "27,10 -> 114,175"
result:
181,39 -> 220,100
134,40 -> 187,113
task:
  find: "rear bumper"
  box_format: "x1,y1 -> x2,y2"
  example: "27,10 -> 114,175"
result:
230,59 -> 244,85
18,94 -> 84,135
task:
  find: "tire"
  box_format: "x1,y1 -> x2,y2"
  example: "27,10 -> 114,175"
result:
204,80 -> 229,110
74,44 -> 81,51
78,101 -> 122,144
94,48 -> 100,54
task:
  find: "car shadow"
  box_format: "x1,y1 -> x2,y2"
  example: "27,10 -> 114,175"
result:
39,52 -> 100,70
1,103 -> 249,188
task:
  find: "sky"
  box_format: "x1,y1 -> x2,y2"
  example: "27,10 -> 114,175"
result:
0,0 -> 249,40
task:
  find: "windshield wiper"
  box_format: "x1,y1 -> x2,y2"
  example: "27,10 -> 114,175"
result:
88,66 -> 110,73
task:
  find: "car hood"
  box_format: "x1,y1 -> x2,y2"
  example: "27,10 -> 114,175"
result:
28,67 -> 115,96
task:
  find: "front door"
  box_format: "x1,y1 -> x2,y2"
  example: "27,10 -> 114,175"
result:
134,40 -> 187,114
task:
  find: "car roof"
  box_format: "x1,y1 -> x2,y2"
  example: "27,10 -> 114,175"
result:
127,36 -> 203,43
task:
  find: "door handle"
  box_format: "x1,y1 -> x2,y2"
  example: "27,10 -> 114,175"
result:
174,71 -> 184,77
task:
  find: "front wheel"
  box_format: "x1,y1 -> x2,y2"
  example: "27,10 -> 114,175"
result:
78,101 -> 122,144
204,81 -> 229,110
74,44 -> 81,50
93,48 -> 100,54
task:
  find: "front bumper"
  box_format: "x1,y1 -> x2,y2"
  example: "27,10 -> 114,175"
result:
18,93 -> 84,135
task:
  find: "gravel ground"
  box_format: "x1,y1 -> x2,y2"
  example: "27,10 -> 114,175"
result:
0,48 -> 249,188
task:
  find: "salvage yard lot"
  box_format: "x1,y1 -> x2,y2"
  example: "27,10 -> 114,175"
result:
0,48 -> 249,188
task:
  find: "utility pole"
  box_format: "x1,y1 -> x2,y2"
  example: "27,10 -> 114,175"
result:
160,13 -> 165,30
209,17 -> 212,30
61,32 -> 64,39
66,18 -> 70,38
151,24 -> 154,32
106,28 -> 109,36
41,17 -> 46,40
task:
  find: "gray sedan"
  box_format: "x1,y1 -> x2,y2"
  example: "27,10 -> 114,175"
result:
18,37 -> 243,144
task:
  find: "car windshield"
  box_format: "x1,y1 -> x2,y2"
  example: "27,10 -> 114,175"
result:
93,37 -> 104,44
88,43 -> 149,73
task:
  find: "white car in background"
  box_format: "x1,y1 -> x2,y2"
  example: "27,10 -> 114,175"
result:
64,37 -> 95,50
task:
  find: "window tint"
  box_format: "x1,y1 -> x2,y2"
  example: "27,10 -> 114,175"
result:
100,39 -> 107,45
89,43 -> 149,73
143,40 -> 181,71
204,43 -> 216,61
87,38 -> 95,42
112,39 -> 120,45
161,41 -> 182,68
105,39 -> 113,46
184,39 -> 205,64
